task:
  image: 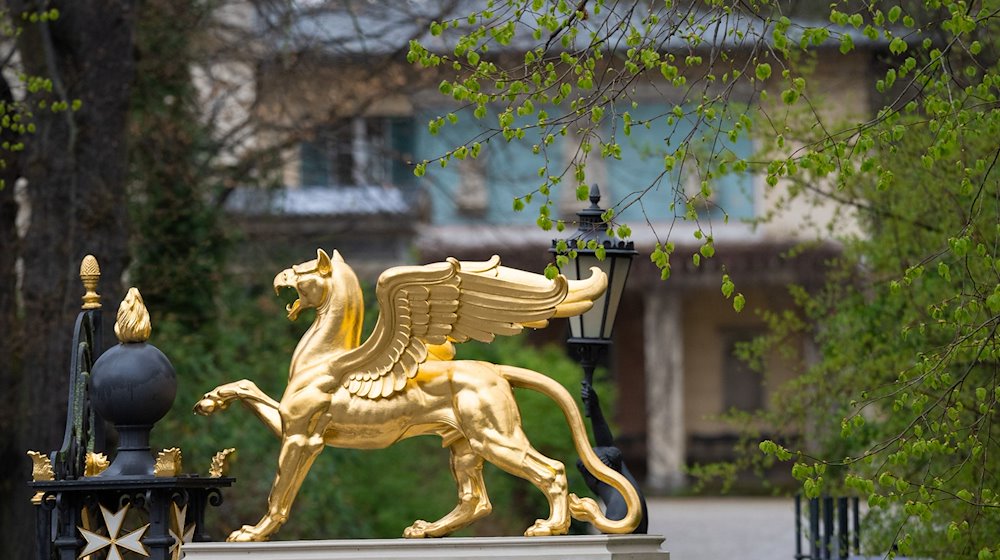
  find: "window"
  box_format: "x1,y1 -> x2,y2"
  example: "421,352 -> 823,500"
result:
721,329 -> 764,412
300,116 -> 414,187
603,103 -> 755,223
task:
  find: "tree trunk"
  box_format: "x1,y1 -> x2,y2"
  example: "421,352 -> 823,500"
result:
0,71 -> 25,560
0,2 -> 136,557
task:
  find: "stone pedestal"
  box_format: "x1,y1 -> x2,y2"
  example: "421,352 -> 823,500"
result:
183,534 -> 669,560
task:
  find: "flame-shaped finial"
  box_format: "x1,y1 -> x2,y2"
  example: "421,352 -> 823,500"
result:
79,255 -> 101,310
84,452 -> 110,477
114,288 -> 152,343
27,451 -> 55,482
154,448 -> 183,477
209,448 -> 236,478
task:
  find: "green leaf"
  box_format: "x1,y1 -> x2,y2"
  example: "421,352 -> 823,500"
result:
839,33 -> 854,54
986,288 -> 1000,313
721,274 -> 734,298
660,62 -> 677,80
889,37 -> 907,55
755,62 -> 772,81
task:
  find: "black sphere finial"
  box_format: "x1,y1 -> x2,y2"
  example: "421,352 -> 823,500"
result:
90,289 -> 177,477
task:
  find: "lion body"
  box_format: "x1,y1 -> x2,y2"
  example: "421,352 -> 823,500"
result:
319,360 -> 515,450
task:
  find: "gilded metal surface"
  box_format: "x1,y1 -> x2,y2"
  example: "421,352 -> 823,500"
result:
195,249 -> 641,541
209,448 -> 236,478
27,451 -> 54,505
79,504 -> 150,559
80,255 -> 102,310
154,448 -> 183,477
84,452 -> 110,477
27,450 -> 54,481
170,503 -> 195,560
114,287 -> 151,343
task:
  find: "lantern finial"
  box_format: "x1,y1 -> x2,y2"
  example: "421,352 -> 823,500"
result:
589,183 -> 602,207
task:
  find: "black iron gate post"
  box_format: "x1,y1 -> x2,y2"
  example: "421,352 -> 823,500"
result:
28,256 -> 234,559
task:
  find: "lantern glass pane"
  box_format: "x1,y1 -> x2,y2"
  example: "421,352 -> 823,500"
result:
565,252 -> 584,338
576,253 -> 610,339
601,255 -> 632,338
569,315 -> 582,339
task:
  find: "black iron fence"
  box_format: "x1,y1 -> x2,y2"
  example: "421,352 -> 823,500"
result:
795,495 -> 861,560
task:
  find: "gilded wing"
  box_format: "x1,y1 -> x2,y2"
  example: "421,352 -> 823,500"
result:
333,256 -> 606,400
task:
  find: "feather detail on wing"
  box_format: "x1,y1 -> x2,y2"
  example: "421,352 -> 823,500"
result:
335,255 -> 607,400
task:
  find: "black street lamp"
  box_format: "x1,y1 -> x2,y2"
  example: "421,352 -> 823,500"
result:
550,184 -> 647,533
551,184 -> 637,385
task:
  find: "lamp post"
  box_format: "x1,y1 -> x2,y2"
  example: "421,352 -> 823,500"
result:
551,184 -> 647,533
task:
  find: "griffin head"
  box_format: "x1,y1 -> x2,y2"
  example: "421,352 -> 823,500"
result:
273,248 -> 357,322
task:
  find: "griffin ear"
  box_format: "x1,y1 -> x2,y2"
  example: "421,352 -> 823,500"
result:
316,249 -> 332,275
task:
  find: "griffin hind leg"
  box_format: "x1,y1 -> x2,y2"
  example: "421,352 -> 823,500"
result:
474,439 -> 571,536
403,439 -> 492,538
510,447 -> 571,537
453,377 -> 570,537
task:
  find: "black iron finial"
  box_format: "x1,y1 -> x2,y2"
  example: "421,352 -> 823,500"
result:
588,184 -> 602,208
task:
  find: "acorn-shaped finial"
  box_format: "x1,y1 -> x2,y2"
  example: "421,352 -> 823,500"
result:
79,255 -> 101,310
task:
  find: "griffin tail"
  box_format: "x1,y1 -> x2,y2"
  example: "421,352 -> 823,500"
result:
497,365 -> 642,533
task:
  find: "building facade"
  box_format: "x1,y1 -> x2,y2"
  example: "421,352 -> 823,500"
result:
227,2 -> 883,491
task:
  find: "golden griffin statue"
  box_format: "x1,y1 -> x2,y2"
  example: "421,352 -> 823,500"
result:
194,249 -> 641,541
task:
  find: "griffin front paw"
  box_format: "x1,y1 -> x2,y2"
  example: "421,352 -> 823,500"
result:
193,396 -> 226,415
403,520 -> 431,538
227,525 -> 266,542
